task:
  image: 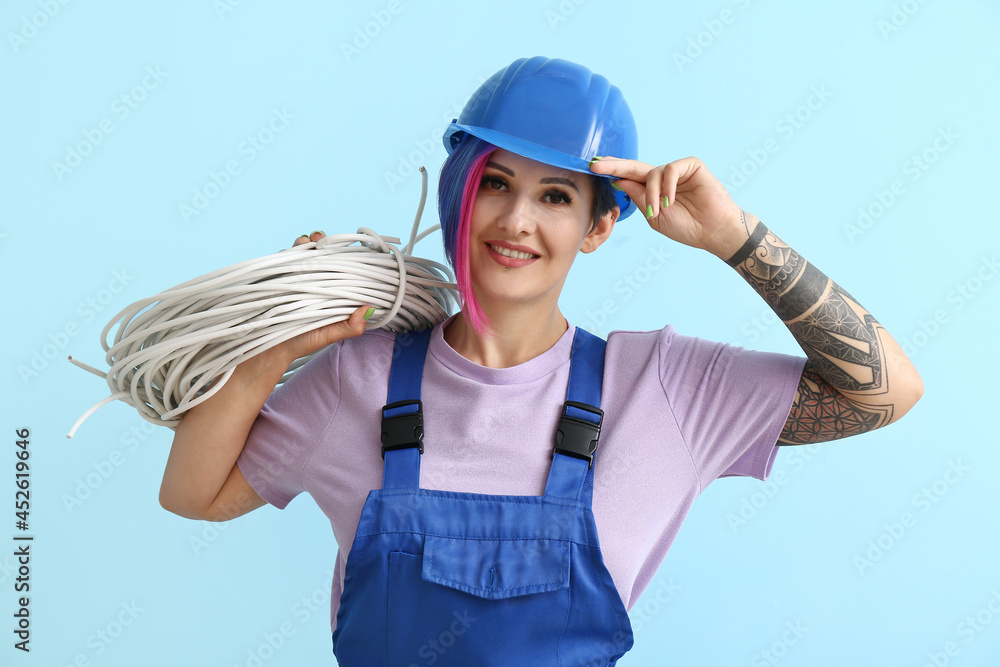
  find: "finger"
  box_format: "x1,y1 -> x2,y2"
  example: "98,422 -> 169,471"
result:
287,305 -> 374,359
607,176 -> 647,220
309,230 -> 326,242
644,166 -> 665,220
349,304 -> 375,331
590,157 -> 662,219
588,156 -> 657,181
662,157 -> 705,206
292,234 -> 311,247
342,305 -> 377,339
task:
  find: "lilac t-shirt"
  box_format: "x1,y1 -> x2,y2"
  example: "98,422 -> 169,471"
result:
237,314 -> 805,633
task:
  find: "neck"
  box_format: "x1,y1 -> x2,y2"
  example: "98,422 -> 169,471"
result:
443,304 -> 569,369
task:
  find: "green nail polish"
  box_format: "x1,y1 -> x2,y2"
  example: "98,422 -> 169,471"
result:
662,196 -> 669,208
645,204 -> 653,218
363,307 -> 375,320
589,155 -> 603,165
610,181 -> 623,191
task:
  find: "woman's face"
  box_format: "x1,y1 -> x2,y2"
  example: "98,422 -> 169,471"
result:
467,149 -> 612,311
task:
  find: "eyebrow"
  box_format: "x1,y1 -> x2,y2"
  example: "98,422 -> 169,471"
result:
485,161 -> 580,193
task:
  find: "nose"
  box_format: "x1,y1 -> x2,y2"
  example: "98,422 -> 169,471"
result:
495,193 -> 538,236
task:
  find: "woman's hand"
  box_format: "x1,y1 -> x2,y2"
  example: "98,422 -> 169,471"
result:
589,156 -> 749,260
293,230 -> 326,246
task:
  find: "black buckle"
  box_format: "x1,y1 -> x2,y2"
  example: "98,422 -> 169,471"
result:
552,400 -> 603,468
380,399 -> 424,458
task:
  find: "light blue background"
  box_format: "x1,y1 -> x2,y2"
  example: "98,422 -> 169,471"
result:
2,1 -> 998,665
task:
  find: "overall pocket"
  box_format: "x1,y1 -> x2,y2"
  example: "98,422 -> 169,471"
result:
387,537 -> 571,666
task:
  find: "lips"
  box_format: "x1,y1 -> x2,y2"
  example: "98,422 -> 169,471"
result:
487,242 -> 539,260
485,242 -> 539,268
487,239 -> 539,255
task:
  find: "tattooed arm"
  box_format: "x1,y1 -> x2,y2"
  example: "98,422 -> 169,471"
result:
726,211 -> 923,444
589,156 -> 924,445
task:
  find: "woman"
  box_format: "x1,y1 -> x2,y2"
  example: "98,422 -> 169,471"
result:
159,57 -> 922,664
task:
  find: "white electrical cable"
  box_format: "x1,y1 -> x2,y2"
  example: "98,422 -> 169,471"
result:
68,167 -> 459,438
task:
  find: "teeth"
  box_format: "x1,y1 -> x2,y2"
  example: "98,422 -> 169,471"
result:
489,243 -> 537,260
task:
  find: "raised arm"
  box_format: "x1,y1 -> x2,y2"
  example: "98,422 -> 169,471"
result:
160,233 -> 374,520
722,211 -> 922,443
160,345 -> 293,521
589,156 -> 923,444
160,304 -> 372,520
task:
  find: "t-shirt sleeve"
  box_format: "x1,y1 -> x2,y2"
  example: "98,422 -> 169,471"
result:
236,343 -> 343,509
658,328 -> 806,485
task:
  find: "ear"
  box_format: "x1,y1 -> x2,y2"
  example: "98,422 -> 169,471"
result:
579,205 -> 619,254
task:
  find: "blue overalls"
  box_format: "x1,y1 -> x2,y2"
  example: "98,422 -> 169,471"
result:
332,327 -> 634,665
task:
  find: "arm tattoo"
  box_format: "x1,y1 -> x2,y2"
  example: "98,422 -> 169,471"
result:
728,220 -> 895,444
778,362 -> 893,444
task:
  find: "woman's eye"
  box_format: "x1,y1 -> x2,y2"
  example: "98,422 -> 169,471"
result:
481,175 -> 507,191
544,190 -> 572,205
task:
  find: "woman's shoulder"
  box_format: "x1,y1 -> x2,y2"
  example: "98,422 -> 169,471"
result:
603,323 -> 678,349
597,326 -> 675,382
335,326 -> 400,368
335,323 -> 454,383
605,323 -> 737,353
602,324 -> 739,374
282,326 -> 398,387
605,324 -> 675,339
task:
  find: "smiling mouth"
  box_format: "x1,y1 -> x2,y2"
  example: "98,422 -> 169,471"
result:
487,243 -> 539,260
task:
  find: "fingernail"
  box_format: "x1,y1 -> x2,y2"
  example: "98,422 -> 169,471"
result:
589,156 -> 603,165
610,181 -> 623,191
299,234 -> 309,239
312,230 -> 322,236
645,204 -> 653,219
363,307 -> 375,321
662,195 -> 670,208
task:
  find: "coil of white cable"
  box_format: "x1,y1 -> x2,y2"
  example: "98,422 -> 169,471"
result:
68,167 -> 458,438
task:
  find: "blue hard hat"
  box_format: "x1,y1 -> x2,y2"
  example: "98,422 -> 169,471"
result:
443,56 -> 639,220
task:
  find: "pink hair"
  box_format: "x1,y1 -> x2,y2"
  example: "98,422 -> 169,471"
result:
455,148 -> 496,339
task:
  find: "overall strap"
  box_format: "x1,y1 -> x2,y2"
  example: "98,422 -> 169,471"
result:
381,329 -> 432,490
544,327 -> 607,506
